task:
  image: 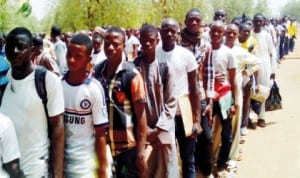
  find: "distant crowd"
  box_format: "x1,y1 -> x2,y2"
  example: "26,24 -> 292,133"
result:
0,7 -> 297,178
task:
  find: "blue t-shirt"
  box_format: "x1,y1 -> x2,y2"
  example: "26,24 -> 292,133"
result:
0,53 -> 10,86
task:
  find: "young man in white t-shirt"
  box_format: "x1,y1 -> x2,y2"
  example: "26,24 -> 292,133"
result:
0,113 -> 25,178
1,27 -> 65,178
125,29 -> 140,61
91,33 -> 106,67
156,18 -> 201,178
63,33 -> 109,178
206,21 -> 238,177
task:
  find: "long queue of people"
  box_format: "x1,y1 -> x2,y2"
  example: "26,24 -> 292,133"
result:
0,7 -> 296,178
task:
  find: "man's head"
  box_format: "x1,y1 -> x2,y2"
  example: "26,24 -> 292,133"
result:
210,20 -> 225,46
231,17 -> 242,27
160,18 -> 179,50
225,24 -> 239,47
253,13 -> 264,32
32,34 -> 44,55
104,26 -> 126,62
5,27 -> 33,69
239,23 -> 252,43
92,33 -> 104,54
184,8 -> 202,34
214,9 -> 226,22
139,24 -> 159,59
67,33 -> 93,72
50,25 -> 62,41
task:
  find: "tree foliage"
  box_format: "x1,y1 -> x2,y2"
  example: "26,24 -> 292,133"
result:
0,0 -> 7,32
281,0 -> 300,20
1,0 -> 272,33
0,0 -> 41,33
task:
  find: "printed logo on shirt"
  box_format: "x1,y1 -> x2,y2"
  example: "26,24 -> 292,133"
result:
64,114 -> 86,125
80,99 -> 91,109
64,109 -> 92,125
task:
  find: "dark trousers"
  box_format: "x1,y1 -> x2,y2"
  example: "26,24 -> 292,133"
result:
284,36 -> 290,56
241,78 -> 253,128
195,100 -> 213,176
213,102 -> 233,169
113,148 -> 139,178
289,37 -> 295,52
279,35 -> 285,59
175,115 -> 196,178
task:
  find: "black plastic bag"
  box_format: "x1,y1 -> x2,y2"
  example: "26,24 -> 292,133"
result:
265,80 -> 282,111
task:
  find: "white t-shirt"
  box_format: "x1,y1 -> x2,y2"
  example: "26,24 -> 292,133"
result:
91,50 -> 106,67
0,69 -> 64,177
125,35 -> 140,60
62,77 -> 108,177
53,40 -> 68,74
212,44 -> 237,85
0,113 -> 21,178
156,45 -> 198,97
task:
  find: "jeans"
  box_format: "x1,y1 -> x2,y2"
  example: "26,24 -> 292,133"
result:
195,100 -> 213,176
175,115 -> 196,178
113,148 -> 139,178
213,102 -> 232,169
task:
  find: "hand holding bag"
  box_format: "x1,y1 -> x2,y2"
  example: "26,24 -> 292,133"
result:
265,80 -> 282,111
250,84 -> 270,103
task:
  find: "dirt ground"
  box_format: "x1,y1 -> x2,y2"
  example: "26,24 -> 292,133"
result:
235,40 -> 300,178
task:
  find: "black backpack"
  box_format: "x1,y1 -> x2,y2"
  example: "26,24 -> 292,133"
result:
0,66 -> 49,118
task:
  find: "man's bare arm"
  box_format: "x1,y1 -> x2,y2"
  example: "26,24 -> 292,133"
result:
188,70 -> 202,136
49,113 -> 64,178
133,101 -> 147,177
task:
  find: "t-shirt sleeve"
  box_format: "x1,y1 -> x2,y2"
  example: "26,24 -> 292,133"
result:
227,50 -> 237,70
46,72 -> 65,117
130,70 -> 146,103
185,49 -> 198,73
1,117 -> 20,163
91,80 -> 109,126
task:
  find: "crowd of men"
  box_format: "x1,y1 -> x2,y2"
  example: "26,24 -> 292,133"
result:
0,7 -> 297,178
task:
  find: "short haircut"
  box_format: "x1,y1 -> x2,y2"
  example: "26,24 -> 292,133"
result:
231,17 -> 242,26
226,23 -> 239,32
70,33 -> 93,55
185,8 -> 201,20
161,18 -> 179,29
32,34 -> 43,47
210,20 -> 225,29
51,25 -> 62,36
105,26 -> 126,44
5,27 -> 32,45
140,24 -> 158,38
239,22 -> 251,31
92,33 -> 103,41
253,13 -> 264,21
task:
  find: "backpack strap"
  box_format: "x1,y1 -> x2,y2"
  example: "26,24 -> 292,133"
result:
0,84 -> 7,106
119,61 -> 136,101
94,60 -> 107,80
34,66 -> 49,119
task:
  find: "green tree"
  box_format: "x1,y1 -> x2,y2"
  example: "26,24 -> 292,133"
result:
0,1 -> 41,33
281,0 -> 300,20
0,0 -> 7,32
